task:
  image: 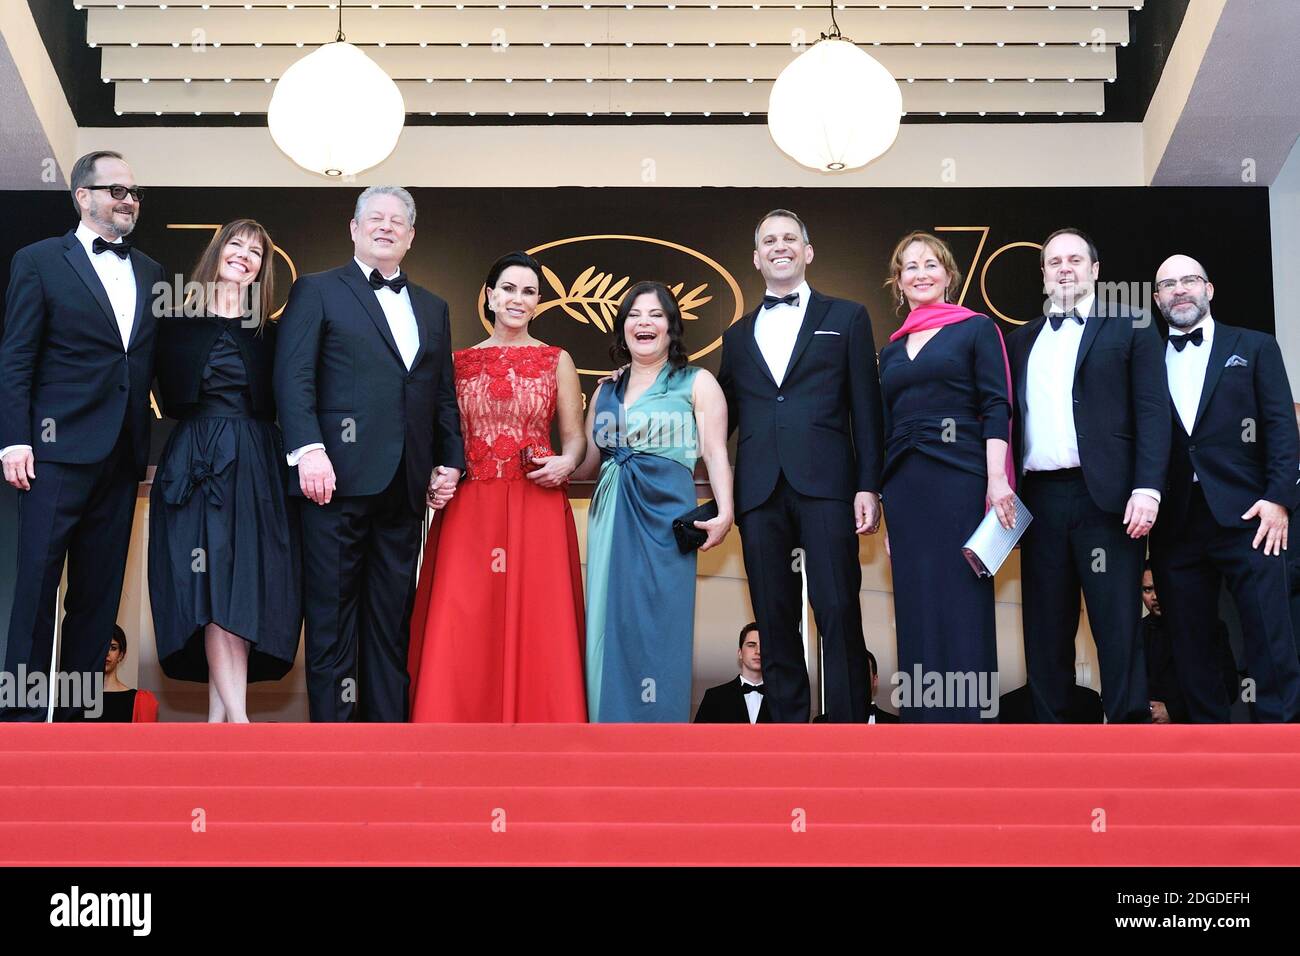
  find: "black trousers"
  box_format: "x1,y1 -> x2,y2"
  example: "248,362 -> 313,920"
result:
1019,469 -> 1149,724
738,473 -> 870,723
298,463 -> 422,722
2,429 -> 137,722
1152,485 -> 1300,723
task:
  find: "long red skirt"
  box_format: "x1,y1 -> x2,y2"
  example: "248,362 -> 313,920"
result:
407,478 -> 588,722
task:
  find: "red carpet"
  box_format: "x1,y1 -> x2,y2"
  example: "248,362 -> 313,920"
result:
1,724 -> 1298,865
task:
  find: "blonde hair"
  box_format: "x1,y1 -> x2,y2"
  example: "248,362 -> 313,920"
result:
883,231 -> 963,315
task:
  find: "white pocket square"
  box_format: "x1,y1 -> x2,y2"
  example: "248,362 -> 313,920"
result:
1225,355 -> 1248,368
813,330 -> 841,336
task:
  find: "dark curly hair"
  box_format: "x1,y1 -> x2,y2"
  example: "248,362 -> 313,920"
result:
609,280 -> 689,371
483,250 -> 542,324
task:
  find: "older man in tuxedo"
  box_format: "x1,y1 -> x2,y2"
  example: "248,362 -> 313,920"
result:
716,209 -> 885,724
0,150 -> 162,721
1149,254 -> 1300,722
274,186 -> 464,722
1007,228 -> 1169,724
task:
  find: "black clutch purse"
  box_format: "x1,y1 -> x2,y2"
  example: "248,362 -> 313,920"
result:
672,499 -> 718,554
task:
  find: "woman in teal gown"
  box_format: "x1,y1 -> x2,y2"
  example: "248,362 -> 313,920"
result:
575,281 -> 734,722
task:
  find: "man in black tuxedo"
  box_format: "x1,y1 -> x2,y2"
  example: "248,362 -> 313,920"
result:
1149,254 -> 1300,722
694,622 -> 770,723
1,150 -> 161,721
1007,228 -> 1169,724
274,186 -> 464,722
716,209 -> 884,723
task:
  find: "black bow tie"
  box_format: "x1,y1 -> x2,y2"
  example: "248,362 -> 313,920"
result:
741,683 -> 765,695
92,236 -> 132,259
762,292 -> 799,310
369,269 -> 408,293
1047,311 -> 1083,332
1170,327 -> 1204,352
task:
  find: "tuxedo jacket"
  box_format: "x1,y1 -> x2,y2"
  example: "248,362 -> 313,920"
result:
716,288 -> 885,515
0,230 -> 162,478
694,676 -> 771,723
273,262 -> 465,513
1154,322 -> 1299,531
1007,301 -> 1170,514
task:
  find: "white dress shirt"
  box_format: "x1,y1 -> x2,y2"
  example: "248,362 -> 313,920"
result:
1166,315 -> 1214,435
1023,291 -> 1159,502
1024,292 -> 1093,473
739,676 -> 763,724
1166,315 -> 1215,482
77,221 -> 137,351
753,280 -> 810,386
2,224 -> 138,462
286,259 -> 420,466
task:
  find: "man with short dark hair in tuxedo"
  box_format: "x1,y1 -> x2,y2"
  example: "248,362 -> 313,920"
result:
0,150 -> 162,721
1148,254 -> 1300,722
1007,228 -> 1169,723
716,209 -> 885,724
274,186 -> 464,722
694,623 -> 770,723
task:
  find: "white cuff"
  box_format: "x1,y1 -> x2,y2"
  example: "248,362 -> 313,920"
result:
1132,487 -> 1161,504
1,444 -> 33,461
287,443 -> 325,467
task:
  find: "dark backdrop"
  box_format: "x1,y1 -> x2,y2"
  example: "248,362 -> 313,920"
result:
0,185 -> 1275,466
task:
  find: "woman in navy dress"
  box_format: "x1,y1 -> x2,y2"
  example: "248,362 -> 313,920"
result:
878,232 -> 1015,722
149,220 -> 301,722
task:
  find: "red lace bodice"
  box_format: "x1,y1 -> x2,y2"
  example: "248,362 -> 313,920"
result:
454,344 -> 561,481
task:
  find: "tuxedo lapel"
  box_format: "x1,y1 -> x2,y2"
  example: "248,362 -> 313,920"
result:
126,251 -> 152,350
339,262 -> 406,368
1191,325 -> 1238,436
741,305 -> 778,388
781,289 -> 830,383
1073,298 -> 1104,376
1016,317 -> 1046,423
62,233 -> 120,341
408,286 -> 435,371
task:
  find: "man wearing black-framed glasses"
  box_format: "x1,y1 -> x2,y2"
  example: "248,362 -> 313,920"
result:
0,150 -> 162,721
1149,253 -> 1300,722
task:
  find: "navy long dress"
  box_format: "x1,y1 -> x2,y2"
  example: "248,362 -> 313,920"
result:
878,315 -> 1010,722
149,315 -> 301,682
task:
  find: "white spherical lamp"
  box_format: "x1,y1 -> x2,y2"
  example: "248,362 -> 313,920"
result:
268,41 -> 406,178
767,38 -> 903,173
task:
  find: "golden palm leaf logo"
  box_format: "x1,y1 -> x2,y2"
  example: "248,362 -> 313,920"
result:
537,265 -> 714,332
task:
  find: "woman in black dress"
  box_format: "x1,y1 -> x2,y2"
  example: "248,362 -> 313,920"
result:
149,220 -> 301,722
878,232 -> 1015,722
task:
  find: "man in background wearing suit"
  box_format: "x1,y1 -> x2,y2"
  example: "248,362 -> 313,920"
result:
866,650 -> 898,723
695,622 -> 770,724
0,151 -> 161,721
1007,228 -> 1169,723
716,209 -> 885,724
274,186 -> 465,722
1149,254 -> 1300,722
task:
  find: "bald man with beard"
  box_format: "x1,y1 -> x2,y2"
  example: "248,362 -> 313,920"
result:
1148,254 -> 1300,722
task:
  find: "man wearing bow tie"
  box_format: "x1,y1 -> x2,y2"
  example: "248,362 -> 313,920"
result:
1007,228 -> 1169,723
274,186 -> 464,722
1149,254 -> 1300,722
716,210 -> 884,723
0,151 -> 162,721
694,623 -> 771,723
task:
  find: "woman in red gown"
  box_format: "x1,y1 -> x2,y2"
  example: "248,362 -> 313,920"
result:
407,251 -> 588,721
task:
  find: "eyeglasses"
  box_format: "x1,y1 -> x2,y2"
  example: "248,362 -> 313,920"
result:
84,184 -> 145,202
1155,274 -> 1206,293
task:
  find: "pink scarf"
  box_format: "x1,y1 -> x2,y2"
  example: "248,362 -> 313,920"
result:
890,302 -> 1016,497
